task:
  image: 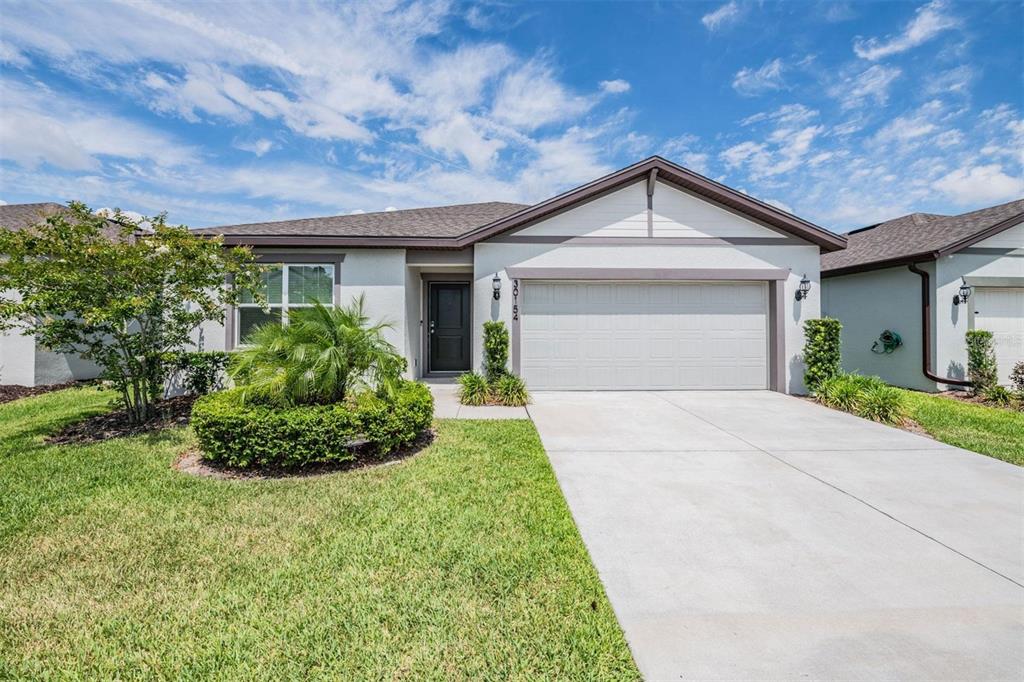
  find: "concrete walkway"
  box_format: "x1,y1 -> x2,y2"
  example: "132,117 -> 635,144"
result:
529,390 -> 1024,681
426,382 -> 529,419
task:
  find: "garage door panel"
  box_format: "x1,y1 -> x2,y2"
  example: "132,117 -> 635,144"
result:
522,281 -> 769,390
974,288 -> 1024,385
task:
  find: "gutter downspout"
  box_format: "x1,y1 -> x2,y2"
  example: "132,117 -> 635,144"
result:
907,263 -> 972,388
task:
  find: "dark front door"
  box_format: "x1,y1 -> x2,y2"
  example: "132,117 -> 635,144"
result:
428,282 -> 471,372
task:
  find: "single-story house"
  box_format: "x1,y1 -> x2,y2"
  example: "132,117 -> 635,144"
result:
192,156 -> 846,394
0,203 -> 107,387
821,199 -> 1024,391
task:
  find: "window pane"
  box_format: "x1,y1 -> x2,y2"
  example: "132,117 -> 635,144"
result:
237,307 -> 281,343
240,266 -> 283,305
288,265 -> 333,305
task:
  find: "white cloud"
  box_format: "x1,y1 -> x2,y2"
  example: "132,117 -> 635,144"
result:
853,0 -> 959,61
0,78 -> 196,170
0,41 -> 29,66
701,2 -> 742,31
732,59 -> 785,96
234,138 -> 274,157
492,61 -> 594,131
661,134 -> 711,175
933,164 -> 1024,205
419,112 -> 505,171
828,64 -> 901,109
599,79 -> 631,94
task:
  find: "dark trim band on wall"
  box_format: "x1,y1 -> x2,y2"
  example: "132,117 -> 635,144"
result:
963,276 -> 1024,287
960,247 -> 1024,257
486,235 -> 801,246
505,267 -> 789,281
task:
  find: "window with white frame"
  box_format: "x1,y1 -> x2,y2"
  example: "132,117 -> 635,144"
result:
236,263 -> 335,344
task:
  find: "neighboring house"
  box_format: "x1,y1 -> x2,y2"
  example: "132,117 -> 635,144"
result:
821,199 -> 1024,391
194,156 -> 846,394
0,203 -> 105,386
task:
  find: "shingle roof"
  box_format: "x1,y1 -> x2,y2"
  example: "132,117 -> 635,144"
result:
821,198 -> 1024,275
0,202 -> 70,232
192,201 -> 529,240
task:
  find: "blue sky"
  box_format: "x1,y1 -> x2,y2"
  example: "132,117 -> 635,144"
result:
0,0 -> 1021,230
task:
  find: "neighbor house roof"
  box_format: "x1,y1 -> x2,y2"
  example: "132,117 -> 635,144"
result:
195,157 -> 848,251
0,202 -> 70,232
821,198 -> 1024,277
0,202 -> 128,240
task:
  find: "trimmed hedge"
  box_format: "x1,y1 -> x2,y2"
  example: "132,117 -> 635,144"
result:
803,318 -> 842,392
966,329 -> 998,394
191,381 -> 433,468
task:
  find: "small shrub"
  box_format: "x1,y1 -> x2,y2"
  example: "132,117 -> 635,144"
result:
191,389 -> 360,468
482,320 -> 510,382
1010,361 -> 1024,399
803,318 -> 842,392
856,384 -> 906,424
353,381 -> 434,455
966,330 -> 998,394
981,384 -> 1013,407
166,351 -> 229,396
458,372 -> 490,406
192,381 -> 433,467
493,374 -> 530,406
817,372 -> 905,424
817,374 -> 862,412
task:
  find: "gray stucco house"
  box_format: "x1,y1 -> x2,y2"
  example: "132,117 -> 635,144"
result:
192,157 -> 847,394
821,199 -> 1024,391
0,203 -> 104,387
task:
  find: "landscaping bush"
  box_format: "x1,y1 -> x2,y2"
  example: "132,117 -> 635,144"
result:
803,318 -> 842,392
166,350 -> 230,396
981,384 -> 1014,407
1010,361 -> 1024,400
353,381 -> 434,455
192,381 -> 433,468
966,329 -> 998,394
493,373 -> 530,407
858,384 -> 906,424
457,372 -> 490,406
815,372 -> 905,424
231,296 -> 404,407
191,389 -> 360,468
483,320 -> 510,382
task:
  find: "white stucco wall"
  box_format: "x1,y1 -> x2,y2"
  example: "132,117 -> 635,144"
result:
821,265 -> 937,391
0,328 -> 36,386
472,181 -> 824,394
935,223 -> 1024,385
404,265 -> 422,377
339,249 -> 407,358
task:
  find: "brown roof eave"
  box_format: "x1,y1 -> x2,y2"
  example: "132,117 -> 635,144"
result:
821,250 -> 939,278
215,234 -> 468,249
935,210 -> 1024,257
457,156 -> 848,252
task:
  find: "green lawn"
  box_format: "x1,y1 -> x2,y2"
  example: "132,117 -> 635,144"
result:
899,389 -> 1024,466
0,387 -> 638,680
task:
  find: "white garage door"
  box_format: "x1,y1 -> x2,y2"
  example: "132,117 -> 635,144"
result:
973,287 -> 1024,385
521,281 -> 768,390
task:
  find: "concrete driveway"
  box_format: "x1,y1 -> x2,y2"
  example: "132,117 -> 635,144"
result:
529,391 -> 1024,681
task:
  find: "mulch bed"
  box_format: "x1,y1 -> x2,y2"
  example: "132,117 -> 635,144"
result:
0,380 -> 84,405
45,395 -> 197,446
173,429 -> 436,480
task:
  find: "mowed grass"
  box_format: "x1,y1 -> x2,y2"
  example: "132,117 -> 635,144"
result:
0,387 -> 638,680
899,389 -> 1024,466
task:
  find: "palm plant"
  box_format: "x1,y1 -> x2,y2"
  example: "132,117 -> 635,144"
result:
230,295 -> 404,406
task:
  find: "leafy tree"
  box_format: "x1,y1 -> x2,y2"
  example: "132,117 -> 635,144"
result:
230,296 -> 404,406
0,202 -> 262,423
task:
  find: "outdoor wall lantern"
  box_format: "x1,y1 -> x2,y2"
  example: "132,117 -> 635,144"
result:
492,273 -> 502,301
795,275 -> 811,301
953,277 -> 972,306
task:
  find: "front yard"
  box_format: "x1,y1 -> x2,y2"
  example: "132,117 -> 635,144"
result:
900,389 -> 1024,466
0,387 -> 638,680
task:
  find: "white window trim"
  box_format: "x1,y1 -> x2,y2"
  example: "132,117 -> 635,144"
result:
236,263 -> 335,346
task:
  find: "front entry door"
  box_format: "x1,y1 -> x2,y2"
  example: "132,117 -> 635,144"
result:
428,282 -> 471,372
